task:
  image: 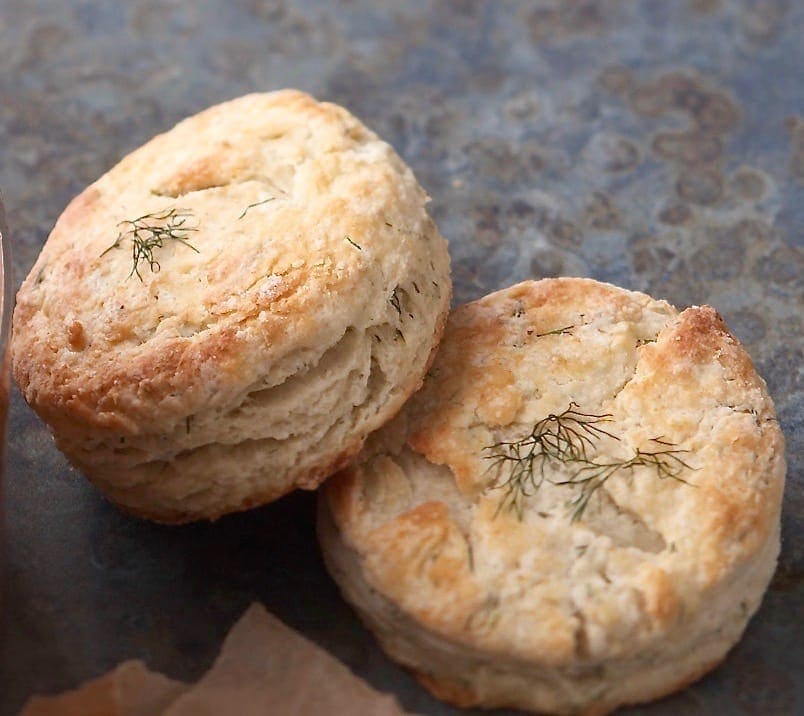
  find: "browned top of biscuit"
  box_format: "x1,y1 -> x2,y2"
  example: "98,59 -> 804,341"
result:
13,91 -> 441,437
325,278 -> 785,666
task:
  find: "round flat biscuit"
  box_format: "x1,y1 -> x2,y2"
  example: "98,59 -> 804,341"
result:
12,90 -> 451,522
319,278 -> 785,715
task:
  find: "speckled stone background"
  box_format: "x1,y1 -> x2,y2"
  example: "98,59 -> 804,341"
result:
1,1 -> 802,714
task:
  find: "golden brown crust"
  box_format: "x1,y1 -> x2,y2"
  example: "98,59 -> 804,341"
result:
111,441 -> 363,524
412,672 -> 480,709
320,278 -> 785,714
13,91 -> 441,428
12,90 -> 451,520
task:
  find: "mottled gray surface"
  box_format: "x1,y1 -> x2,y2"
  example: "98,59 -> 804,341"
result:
1,1 -> 802,714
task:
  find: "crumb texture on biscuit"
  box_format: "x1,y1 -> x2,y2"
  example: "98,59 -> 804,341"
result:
320,278 -> 784,715
12,90 -> 451,521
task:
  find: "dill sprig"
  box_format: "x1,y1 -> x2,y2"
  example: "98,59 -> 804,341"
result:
237,197 -> 274,220
558,438 -> 694,522
535,324 -> 575,338
483,404 -> 693,521
101,208 -> 198,280
484,403 -> 617,518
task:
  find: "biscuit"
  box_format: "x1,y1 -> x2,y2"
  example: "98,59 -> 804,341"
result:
12,90 -> 451,522
319,278 -> 785,715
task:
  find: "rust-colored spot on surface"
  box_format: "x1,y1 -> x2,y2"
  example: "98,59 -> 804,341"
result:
730,167 -> 768,200
652,130 -> 722,164
505,199 -> 536,230
473,204 -> 503,248
658,203 -> 692,226
526,1 -> 607,43
753,246 -> 804,286
629,234 -> 676,275
630,71 -> 739,135
548,218 -> 584,249
465,137 -> 543,182
584,132 -> 641,172
598,65 -> 633,95
630,72 -> 695,117
785,116 -> 804,182
692,93 -> 740,133
676,166 -> 724,205
583,192 -> 621,230
741,0 -> 788,43
691,230 -> 744,281
730,217 -> 773,245
507,199 -> 535,219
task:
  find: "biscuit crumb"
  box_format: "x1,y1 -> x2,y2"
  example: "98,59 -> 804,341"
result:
66,321 -> 86,351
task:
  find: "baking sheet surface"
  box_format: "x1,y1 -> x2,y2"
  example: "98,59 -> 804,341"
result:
2,1 -> 802,714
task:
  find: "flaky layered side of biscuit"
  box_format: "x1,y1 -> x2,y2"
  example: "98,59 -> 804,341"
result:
319,278 -> 785,715
12,91 -> 451,522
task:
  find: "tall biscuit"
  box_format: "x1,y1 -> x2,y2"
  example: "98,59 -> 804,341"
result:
319,278 -> 784,715
13,91 -> 451,522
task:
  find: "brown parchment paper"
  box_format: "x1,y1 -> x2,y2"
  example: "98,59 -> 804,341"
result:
163,603 -> 411,716
19,604 -> 413,715
19,660 -> 189,716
